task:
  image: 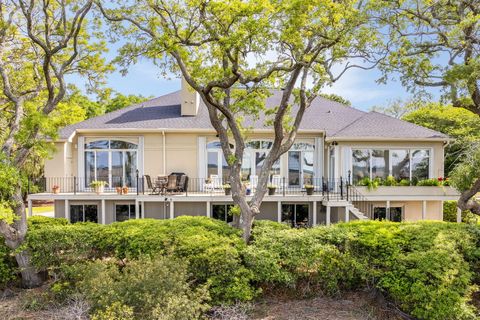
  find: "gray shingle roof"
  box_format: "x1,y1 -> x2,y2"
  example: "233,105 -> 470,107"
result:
59,90 -> 447,140
331,111 -> 448,139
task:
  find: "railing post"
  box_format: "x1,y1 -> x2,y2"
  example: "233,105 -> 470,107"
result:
136,169 -> 139,195
340,177 -> 344,200
348,170 -> 351,185
283,177 -> 286,197
74,176 -> 77,195
321,177 -> 325,196
142,176 -> 145,195
346,178 -> 349,201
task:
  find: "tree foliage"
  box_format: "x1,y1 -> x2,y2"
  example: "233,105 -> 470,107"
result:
100,0 -> 381,240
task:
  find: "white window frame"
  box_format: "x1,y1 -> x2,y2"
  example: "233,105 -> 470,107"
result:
350,147 -> 433,181
84,138 -> 140,189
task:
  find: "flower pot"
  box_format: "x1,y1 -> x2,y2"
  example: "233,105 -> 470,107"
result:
122,187 -> 129,195
52,187 -> 60,194
94,185 -> 104,194
268,188 -> 276,195
306,188 -> 314,195
246,188 -> 251,195
116,187 -> 123,195
224,188 -> 231,196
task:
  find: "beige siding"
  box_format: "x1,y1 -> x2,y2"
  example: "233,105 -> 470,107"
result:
144,202 -> 167,219
174,202 -> 207,217
54,200 -> 66,218
258,202 -> 278,221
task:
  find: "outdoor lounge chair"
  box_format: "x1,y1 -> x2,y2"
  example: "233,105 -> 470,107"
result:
165,175 -> 178,193
145,175 -> 161,195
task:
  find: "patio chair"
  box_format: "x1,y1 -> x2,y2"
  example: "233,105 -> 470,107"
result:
210,174 -> 223,190
165,175 -> 178,193
145,175 -> 161,195
271,175 -> 282,190
177,175 -> 187,192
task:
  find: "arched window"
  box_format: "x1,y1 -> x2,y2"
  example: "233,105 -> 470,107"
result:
242,140 -> 280,180
85,138 -> 138,188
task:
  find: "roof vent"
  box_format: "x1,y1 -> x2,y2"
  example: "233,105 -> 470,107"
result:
181,77 -> 200,116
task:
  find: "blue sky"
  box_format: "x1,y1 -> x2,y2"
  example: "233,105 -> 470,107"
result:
93,44 -> 439,111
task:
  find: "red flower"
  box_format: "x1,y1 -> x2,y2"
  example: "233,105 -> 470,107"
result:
438,177 -> 443,181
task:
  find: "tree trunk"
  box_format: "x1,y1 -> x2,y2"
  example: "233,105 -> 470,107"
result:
15,250 -> 42,288
0,189 -> 43,288
457,176 -> 480,215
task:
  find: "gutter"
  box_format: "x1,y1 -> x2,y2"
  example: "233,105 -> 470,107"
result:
162,131 -> 166,175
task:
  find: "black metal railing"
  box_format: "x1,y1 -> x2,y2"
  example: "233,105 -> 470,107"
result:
346,183 -> 372,219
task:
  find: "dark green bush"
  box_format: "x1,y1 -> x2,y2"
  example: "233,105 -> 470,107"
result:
77,255 -> 209,320
26,217 -> 256,304
28,215 -> 69,228
443,200 -> 478,223
249,221 -> 480,319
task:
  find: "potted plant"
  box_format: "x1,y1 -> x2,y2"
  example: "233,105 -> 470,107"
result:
90,180 -> 108,194
116,187 -> 123,195
304,184 -> 314,195
267,184 -> 277,195
52,185 -> 60,194
243,181 -> 251,195
122,186 -> 129,194
223,183 -> 231,195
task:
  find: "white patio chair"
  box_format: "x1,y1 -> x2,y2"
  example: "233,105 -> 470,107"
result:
210,174 -> 223,191
271,175 -> 282,190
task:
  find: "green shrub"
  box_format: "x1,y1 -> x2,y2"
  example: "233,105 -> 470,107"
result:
245,222 -> 367,296
0,243 -> 15,288
443,201 -> 478,223
416,178 -> 441,186
78,255 -> 209,320
28,215 -> 69,228
26,216 -> 256,304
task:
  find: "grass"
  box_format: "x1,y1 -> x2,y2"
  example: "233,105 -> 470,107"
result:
25,206 -> 54,215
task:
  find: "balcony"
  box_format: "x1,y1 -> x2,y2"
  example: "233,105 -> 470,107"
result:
28,176 -> 354,200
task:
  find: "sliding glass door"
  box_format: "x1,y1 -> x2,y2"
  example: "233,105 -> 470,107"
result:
287,143 -> 315,187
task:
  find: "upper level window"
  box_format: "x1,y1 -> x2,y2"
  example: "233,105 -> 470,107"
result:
352,148 -> 430,183
84,138 -> 139,188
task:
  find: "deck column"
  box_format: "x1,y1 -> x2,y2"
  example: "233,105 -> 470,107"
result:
101,199 -> 106,224
457,207 -> 462,223
422,200 -> 427,220
206,201 -> 211,218
141,201 -> 145,219
27,199 -> 33,217
326,205 -> 331,226
169,199 -> 174,219
345,205 -> 349,222
386,200 -> 391,221
135,199 -> 139,219
312,201 -> 317,226
65,199 -> 69,222
277,201 -> 282,223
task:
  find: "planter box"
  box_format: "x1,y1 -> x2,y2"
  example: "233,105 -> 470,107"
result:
354,186 -> 460,199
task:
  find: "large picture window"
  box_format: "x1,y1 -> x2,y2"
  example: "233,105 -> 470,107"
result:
351,148 -> 430,182
241,140 -> 280,181
281,204 -> 309,227
206,141 -> 233,181
212,204 -> 234,223
70,204 -> 98,223
85,139 -> 138,188
115,204 -> 140,222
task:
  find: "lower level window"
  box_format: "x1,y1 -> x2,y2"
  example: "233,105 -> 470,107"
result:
212,204 -> 234,223
282,204 -> 309,227
70,204 -> 98,223
373,207 -> 402,222
115,204 -> 140,222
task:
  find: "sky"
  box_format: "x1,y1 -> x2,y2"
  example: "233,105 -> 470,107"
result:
90,41 -> 440,112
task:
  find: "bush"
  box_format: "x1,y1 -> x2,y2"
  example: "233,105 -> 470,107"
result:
249,221 -> 480,319
26,216 -> 256,304
28,215 -> 69,228
245,222 -> 367,296
76,255 -> 209,320
443,201 -> 478,223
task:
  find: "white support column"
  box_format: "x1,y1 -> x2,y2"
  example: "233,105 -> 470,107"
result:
141,201 -> 145,219
422,200 -> 427,220
135,199 -> 140,219
312,201 -> 317,226
457,207 -> 462,223
27,199 -> 33,217
169,199 -> 174,219
277,201 -> 282,223
101,199 -> 106,224
386,200 -> 391,221
326,205 -> 331,226
206,201 -> 211,218
345,205 -> 350,222
65,199 -> 70,222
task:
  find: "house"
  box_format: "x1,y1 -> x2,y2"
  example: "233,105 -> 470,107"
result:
27,79 -> 460,226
